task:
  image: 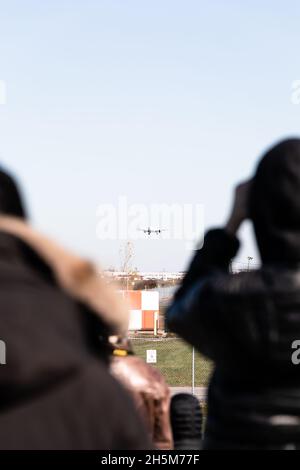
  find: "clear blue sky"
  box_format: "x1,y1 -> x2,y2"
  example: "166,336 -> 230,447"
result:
0,1 -> 299,271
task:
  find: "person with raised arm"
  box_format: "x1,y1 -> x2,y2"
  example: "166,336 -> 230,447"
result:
167,139 -> 300,450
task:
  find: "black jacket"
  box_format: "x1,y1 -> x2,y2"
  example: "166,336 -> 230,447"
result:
167,229 -> 300,449
0,232 -> 150,450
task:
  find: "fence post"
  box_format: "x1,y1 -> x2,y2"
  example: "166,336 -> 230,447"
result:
192,347 -> 195,395
154,311 -> 158,336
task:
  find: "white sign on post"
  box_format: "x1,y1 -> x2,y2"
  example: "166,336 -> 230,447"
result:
146,349 -> 157,364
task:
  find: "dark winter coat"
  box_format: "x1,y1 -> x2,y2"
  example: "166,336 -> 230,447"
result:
0,230 -> 150,450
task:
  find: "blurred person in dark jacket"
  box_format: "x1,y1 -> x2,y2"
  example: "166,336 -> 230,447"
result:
109,336 -> 173,450
167,139 -> 300,450
0,168 -> 151,450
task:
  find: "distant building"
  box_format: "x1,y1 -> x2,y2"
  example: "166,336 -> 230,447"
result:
105,271 -> 185,281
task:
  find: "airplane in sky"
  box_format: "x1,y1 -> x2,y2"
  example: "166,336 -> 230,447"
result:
138,227 -> 167,236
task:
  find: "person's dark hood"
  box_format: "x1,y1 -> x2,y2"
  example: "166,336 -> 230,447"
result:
249,138 -> 300,265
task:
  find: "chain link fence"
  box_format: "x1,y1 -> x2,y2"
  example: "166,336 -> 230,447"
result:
130,337 -> 212,402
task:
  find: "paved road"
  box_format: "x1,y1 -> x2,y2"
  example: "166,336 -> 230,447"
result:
170,387 -> 207,401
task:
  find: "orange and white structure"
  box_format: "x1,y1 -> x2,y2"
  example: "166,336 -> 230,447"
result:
120,290 -> 159,332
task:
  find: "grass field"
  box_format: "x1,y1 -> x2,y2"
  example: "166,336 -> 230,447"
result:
132,338 -> 212,387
